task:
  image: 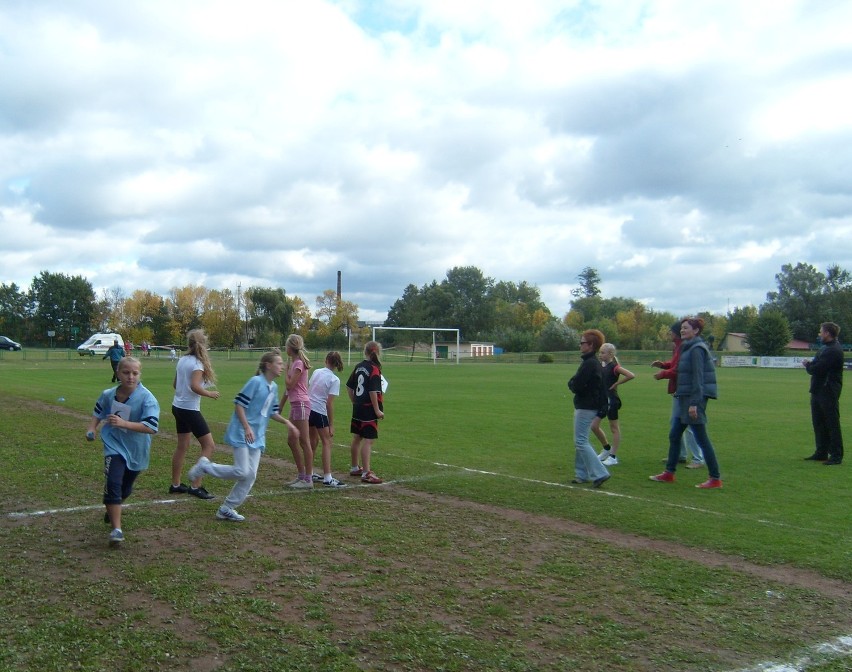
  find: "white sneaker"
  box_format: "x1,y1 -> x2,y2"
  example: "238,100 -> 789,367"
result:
323,477 -> 347,488
188,456 -> 211,481
597,449 -> 611,461
602,455 -> 619,466
290,479 -> 313,490
109,528 -> 124,544
215,506 -> 245,522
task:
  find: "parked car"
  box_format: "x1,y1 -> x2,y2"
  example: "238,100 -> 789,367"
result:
76,332 -> 125,357
0,336 -> 22,350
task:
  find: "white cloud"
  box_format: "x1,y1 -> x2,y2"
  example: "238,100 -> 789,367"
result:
1,0 -> 851,325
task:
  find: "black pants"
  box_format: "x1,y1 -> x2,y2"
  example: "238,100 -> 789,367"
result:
810,392 -> 844,461
110,360 -> 119,382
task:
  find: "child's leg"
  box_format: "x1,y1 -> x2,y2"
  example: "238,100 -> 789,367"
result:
360,438 -> 374,473
295,419 -> 312,476
350,435 -> 362,470
609,419 -> 621,453
103,454 -> 131,530
191,433 -> 216,488
287,424 -> 306,474
171,432 -> 192,486
591,416 -> 608,448
319,427 -> 333,475
222,446 -> 260,510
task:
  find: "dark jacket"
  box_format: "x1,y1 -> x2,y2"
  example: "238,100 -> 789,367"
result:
675,337 -> 717,405
805,339 -> 844,397
569,352 -> 606,411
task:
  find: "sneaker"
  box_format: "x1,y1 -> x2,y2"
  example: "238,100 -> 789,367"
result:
649,471 -> 675,482
571,478 -> 588,484
188,486 -> 215,500
311,473 -> 323,482
290,479 -> 314,490
169,483 -> 189,494
685,461 -> 705,469
287,476 -> 302,487
602,455 -> 619,466
216,506 -> 245,522
323,477 -> 347,488
593,474 -> 611,488
188,456 -> 211,482
109,528 -> 124,544
349,466 -> 363,476
361,470 -> 383,484
823,459 -> 842,466
696,478 -> 723,489
597,448 -> 611,461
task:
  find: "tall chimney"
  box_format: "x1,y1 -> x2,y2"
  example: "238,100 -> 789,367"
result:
337,271 -> 342,301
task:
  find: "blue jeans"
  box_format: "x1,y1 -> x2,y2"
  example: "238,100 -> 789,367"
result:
666,408 -> 721,479
672,397 -> 704,462
574,409 -> 610,482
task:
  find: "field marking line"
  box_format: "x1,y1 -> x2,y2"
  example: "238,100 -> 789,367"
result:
731,634 -> 852,672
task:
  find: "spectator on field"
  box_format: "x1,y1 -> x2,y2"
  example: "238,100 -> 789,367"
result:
187,349 -> 298,522
651,322 -> 705,468
347,341 -> 385,484
568,330 -> 611,488
86,356 -> 160,545
169,329 -> 220,500
280,334 -> 314,489
592,343 -> 635,466
650,317 -> 723,488
103,340 -> 125,382
308,351 -> 347,488
802,322 -> 844,465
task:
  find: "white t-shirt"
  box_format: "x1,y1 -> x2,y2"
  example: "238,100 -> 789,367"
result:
307,367 -> 340,416
172,355 -> 204,411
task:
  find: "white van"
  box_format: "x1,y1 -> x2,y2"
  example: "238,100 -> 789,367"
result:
77,333 -> 125,357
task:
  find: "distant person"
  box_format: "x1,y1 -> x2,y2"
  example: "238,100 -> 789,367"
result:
124,341 -> 132,355
188,349 -> 298,522
103,340 -> 125,382
567,329 -> 611,488
651,322 -> 705,469
170,329 -> 220,500
281,334 -> 314,489
802,322 -> 844,465
85,356 -> 160,545
169,346 -> 177,362
308,351 -> 347,488
347,341 -> 385,484
650,317 -> 722,488
593,343 -> 635,466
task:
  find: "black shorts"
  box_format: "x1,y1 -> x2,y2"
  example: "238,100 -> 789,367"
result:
172,405 -> 211,438
350,418 -> 378,440
602,396 -> 622,421
309,410 -> 330,429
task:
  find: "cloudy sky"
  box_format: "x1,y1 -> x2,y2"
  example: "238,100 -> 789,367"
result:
2,1 -> 851,323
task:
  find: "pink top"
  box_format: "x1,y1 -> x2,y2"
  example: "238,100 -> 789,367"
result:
287,359 -> 309,403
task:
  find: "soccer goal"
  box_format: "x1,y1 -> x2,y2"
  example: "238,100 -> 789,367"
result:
372,326 -> 460,364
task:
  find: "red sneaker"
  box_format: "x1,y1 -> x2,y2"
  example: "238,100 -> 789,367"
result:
349,466 -> 363,476
361,470 -> 383,484
696,478 -> 723,489
649,471 -> 675,482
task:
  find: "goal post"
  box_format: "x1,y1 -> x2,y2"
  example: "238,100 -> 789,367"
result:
371,326 -> 461,365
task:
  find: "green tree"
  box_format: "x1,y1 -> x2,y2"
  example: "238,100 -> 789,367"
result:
571,266 -> 601,298
442,266 -> 495,339
727,305 -> 758,333
764,263 -> 827,340
537,319 -> 579,351
245,287 -> 294,346
27,271 -> 96,346
745,310 -> 792,356
0,283 -> 30,341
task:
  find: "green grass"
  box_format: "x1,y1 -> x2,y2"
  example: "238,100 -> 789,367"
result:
0,353 -> 850,671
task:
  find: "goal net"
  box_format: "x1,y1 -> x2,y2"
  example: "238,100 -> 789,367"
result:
371,326 -> 461,364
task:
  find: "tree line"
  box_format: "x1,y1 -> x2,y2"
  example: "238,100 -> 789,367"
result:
1,262 -> 849,354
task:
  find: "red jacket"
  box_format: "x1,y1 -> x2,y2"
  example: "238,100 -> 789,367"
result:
657,337 -> 682,395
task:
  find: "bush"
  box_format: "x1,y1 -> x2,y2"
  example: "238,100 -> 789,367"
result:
538,353 -> 554,363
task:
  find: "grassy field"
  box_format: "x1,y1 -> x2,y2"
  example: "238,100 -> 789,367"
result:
0,350 -> 850,671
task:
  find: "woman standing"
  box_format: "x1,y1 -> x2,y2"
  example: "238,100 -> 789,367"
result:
281,334 -> 314,489
650,317 -> 723,488
568,330 -> 611,488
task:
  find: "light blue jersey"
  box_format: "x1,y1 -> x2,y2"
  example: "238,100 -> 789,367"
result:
223,374 -> 279,452
93,384 -> 160,471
